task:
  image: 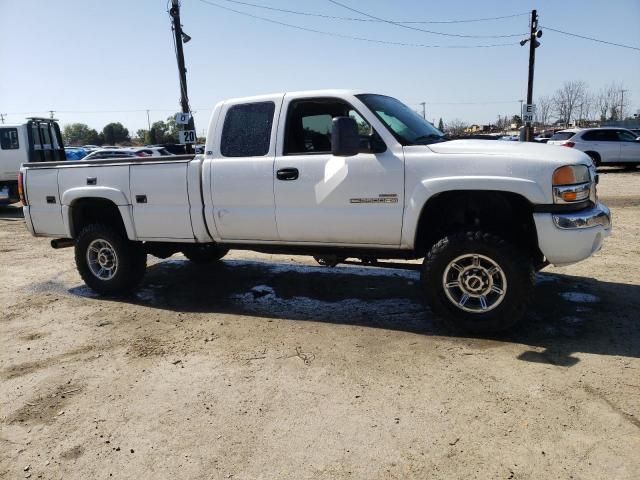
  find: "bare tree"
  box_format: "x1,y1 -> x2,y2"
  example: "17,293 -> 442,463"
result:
445,119 -> 468,137
552,80 -> 587,127
596,82 -> 631,121
576,92 -> 596,127
535,95 -> 553,127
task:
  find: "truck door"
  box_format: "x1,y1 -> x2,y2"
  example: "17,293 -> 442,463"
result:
209,95 -> 283,241
616,129 -> 640,163
273,96 -> 404,245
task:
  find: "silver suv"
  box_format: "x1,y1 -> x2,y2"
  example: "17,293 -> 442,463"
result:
547,127 -> 640,167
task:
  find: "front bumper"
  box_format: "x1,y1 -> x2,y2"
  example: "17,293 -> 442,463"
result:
552,202 -> 611,229
534,202 -> 612,266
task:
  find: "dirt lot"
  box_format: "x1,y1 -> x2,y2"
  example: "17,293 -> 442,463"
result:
1,168 -> 639,479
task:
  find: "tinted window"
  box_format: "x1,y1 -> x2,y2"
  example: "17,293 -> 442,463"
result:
549,131 -> 576,141
284,98 -> 378,155
582,130 -> 619,141
617,130 -> 637,142
220,102 -> 275,157
0,128 -> 19,149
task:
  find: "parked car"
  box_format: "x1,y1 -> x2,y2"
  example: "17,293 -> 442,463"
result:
547,127 -> 640,166
81,147 -> 173,160
0,117 -> 65,205
20,89 -> 611,333
64,147 -> 88,160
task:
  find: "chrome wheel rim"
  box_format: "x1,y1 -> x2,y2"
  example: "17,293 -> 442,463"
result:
442,253 -> 507,313
86,239 -> 118,281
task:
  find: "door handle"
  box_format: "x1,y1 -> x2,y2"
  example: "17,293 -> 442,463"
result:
276,168 -> 299,181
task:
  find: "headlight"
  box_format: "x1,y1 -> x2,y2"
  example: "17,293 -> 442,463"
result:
553,165 -> 591,204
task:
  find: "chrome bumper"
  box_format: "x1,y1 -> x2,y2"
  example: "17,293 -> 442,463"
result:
552,202 -> 611,230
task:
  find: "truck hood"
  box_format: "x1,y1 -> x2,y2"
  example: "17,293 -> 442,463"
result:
427,139 -> 591,166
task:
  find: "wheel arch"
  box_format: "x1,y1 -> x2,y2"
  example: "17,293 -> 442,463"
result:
64,195 -> 136,240
411,188 -> 543,265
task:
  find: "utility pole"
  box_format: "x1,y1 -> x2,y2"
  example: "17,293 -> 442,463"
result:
0,113 -> 5,124
522,9 -> 541,142
146,109 -> 151,131
620,89 -> 627,121
419,102 -> 426,119
49,110 -> 55,119
169,0 -> 195,154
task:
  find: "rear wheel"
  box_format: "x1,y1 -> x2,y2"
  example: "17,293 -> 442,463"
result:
75,224 -> 146,295
422,231 -> 534,333
182,244 -> 228,264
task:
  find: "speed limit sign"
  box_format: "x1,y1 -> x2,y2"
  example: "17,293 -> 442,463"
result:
179,130 -> 196,144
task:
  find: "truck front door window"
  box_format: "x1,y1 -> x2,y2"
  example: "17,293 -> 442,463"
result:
284,99 -> 376,155
0,128 -> 19,149
220,101 -> 275,157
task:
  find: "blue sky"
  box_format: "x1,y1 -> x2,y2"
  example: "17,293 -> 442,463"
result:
1,0 -> 638,134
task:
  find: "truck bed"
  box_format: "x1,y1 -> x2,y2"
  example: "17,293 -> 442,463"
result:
22,154 -> 209,243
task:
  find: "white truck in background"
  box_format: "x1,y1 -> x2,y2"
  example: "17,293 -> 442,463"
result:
0,118 -> 65,204
19,90 -> 611,332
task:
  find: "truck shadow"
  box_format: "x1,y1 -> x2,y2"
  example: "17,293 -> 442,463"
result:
70,258 -> 640,367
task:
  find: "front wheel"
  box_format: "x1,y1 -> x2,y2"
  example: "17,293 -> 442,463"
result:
422,231 -> 534,333
75,224 -> 147,295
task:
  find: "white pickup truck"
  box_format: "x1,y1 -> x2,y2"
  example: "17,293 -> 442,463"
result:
1,118 -> 65,204
20,90 -> 611,332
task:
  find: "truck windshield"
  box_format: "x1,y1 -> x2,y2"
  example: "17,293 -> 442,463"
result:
357,94 -> 446,145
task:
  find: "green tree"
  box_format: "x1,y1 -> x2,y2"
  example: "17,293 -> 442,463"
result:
102,122 -> 130,145
437,118 -> 444,131
149,120 -> 168,144
165,116 -> 180,143
62,123 -> 101,146
136,129 -> 150,144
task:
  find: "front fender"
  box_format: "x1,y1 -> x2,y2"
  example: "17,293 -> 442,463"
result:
401,176 -> 546,248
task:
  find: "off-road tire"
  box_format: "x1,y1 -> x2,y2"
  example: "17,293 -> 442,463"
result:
422,231 -> 534,333
182,244 -> 228,264
75,223 -> 146,295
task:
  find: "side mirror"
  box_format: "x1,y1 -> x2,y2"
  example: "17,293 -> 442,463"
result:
635,137 -> 640,142
331,117 -> 359,157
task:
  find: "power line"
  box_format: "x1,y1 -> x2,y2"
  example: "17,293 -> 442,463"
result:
217,0 -> 527,32
327,0 -> 524,39
197,0 -> 517,48
542,25 -> 640,52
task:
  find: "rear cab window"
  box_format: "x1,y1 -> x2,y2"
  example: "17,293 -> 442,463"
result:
0,128 -> 20,149
220,102 -> 275,157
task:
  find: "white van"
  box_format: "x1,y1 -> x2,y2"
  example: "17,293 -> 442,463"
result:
0,118 -> 65,204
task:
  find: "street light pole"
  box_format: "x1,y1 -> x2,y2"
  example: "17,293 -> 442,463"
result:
419,102 -> 426,120
169,0 -> 195,154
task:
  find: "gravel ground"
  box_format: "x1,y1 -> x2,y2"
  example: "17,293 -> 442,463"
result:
1,167 -> 639,479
